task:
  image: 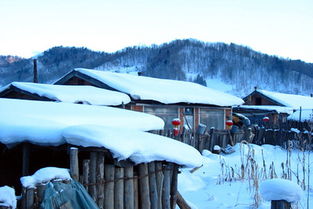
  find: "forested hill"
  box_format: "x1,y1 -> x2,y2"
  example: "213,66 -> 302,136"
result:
1,39 -> 313,97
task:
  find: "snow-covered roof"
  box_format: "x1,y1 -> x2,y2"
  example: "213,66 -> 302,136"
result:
254,89 -> 313,109
0,82 -> 130,106
288,109 -> 313,122
59,68 -> 243,106
260,178 -> 303,203
0,98 -> 202,167
235,105 -> 294,114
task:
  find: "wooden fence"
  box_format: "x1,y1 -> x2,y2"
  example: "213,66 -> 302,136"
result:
20,148 -> 179,209
252,127 -> 313,149
155,128 -> 246,153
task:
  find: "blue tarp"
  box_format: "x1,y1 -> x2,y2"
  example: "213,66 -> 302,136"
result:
40,180 -> 99,209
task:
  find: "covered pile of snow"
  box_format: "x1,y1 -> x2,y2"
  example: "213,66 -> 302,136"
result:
0,82 -> 130,106
0,98 -> 201,167
20,167 -> 71,188
0,186 -> 16,209
61,68 -> 243,106
260,178 -> 303,203
256,89 -> 313,109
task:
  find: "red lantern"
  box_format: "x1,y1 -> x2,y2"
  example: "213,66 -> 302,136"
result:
262,117 -> 270,122
172,118 -> 181,136
173,129 -> 179,136
172,118 -> 181,126
225,120 -> 233,126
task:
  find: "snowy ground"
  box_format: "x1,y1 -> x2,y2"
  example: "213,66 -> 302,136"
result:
179,143 -> 313,209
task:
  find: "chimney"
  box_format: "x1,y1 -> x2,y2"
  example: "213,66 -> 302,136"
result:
33,59 -> 38,83
254,86 -> 258,91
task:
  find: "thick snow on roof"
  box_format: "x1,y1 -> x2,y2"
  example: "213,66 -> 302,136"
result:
0,82 -> 130,106
64,125 -> 202,167
21,167 -> 71,188
0,186 -> 16,209
288,109 -> 313,122
0,99 -> 201,167
236,105 -> 294,114
260,178 -> 303,203
71,68 -> 243,106
0,98 -> 164,146
257,89 -> 313,109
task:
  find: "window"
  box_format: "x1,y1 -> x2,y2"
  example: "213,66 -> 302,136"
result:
144,106 -> 179,130
200,108 -> 224,130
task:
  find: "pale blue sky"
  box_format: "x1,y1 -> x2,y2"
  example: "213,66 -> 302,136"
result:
0,0 -> 312,62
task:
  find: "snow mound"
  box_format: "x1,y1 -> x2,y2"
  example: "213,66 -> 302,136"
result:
20,167 -> 71,188
260,178 -> 303,203
0,186 -> 16,209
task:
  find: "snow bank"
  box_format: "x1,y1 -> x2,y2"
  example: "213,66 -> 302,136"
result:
0,186 -> 16,209
63,125 -> 203,167
20,167 -> 71,188
0,82 -> 131,106
260,178 -> 303,203
70,68 -> 243,106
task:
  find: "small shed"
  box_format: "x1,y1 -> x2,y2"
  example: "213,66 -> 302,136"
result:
0,82 -> 131,106
55,68 -> 244,131
0,98 -> 202,209
233,105 -> 293,126
243,88 -> 313,109
242,88 -> 313,126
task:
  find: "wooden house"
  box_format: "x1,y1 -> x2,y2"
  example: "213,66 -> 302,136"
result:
55,68 -> 244,131
0,98 -> 202,209
240,88 -> 313,126
0,82 -> 130,107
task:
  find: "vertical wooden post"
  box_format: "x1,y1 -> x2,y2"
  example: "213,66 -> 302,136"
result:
138,163 -> 151,209
271,200 -> 291,209
104,164 -> 115,209
148,162 -> 158,209
124,166 -> 134,209
22,188 -> 34,209
97,152 -> 105,208
83,159 -> 90,191
162,164 -> 172,209
33,59 -> 38,83
114,167 -> 124,209
89,152 -> 97,201
170,165 -> 178,209
70,147 -> 79,181
22,143 -> 30,176
134,177 -> 139,209
155,162 -> 164,209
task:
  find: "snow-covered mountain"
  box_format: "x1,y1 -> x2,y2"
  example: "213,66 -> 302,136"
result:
1,39 -> 313,97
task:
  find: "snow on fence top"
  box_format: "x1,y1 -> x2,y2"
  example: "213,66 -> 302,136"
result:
0,82 -> 131,106
65,68 -> 243,106
0,98 -> 202,167
257,89 -> 313,109
20,167 -> 71,188
0,186 -> 16,209
260,178 -> 303,203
